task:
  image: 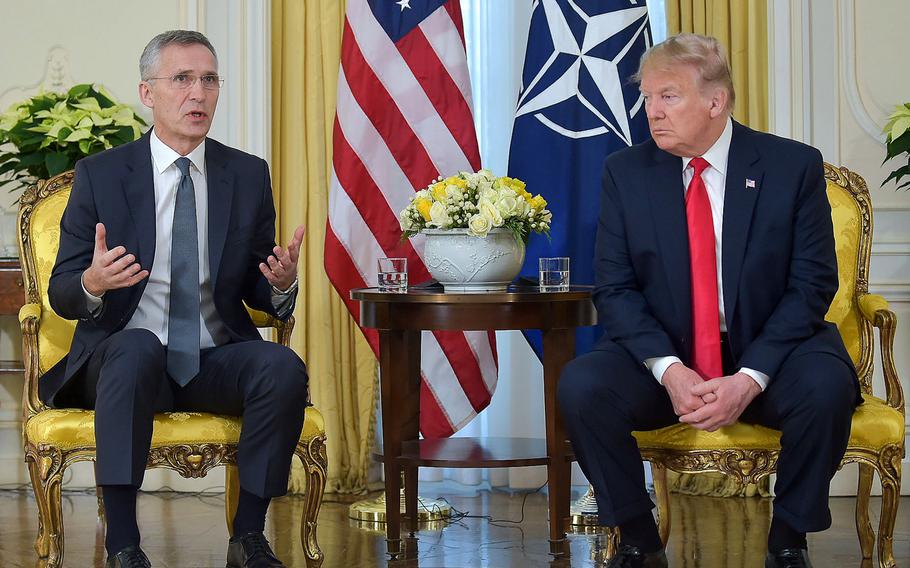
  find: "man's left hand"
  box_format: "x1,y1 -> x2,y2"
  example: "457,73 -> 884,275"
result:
260,224 -> 305,291
678,372 -> 762,432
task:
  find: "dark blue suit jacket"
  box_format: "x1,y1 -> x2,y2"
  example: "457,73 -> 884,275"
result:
593,121 -> 854,381
42,131 -> 291,406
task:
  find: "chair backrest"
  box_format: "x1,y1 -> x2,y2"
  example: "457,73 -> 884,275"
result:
17,170 -> 294,416
17,172 -> 77,416
823,163 -> 875,394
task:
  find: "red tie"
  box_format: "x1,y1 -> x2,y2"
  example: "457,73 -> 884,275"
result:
686,157 -> 723,380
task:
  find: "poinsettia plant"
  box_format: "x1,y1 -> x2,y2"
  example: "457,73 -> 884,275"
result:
883,102 -> 910,190
0,83 -> 146,192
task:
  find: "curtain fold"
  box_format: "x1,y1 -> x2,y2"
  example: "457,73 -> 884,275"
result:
271,0 -> 378,495
663,0 -> 771,498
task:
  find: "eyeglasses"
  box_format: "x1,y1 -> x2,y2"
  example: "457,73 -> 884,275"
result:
145,73 -> 224,90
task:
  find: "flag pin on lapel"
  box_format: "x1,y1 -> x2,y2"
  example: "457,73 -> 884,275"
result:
745,178 -> 757,189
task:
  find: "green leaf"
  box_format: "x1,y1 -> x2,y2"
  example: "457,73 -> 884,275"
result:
72,97 -> 103,114
883,164 -> 910,186
67,84 -> 92,99
885,132 -> 910,161
17,153 -> 45,166
78,139 -> 92,154
45,152 -> 69,177
0,160 -> 22,176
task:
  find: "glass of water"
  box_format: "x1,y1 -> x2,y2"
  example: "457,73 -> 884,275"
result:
377,257 -> 408,293
539,257 -> 570,292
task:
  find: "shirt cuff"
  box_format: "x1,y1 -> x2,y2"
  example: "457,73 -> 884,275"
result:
739,367 -> 769,391
81,272 -> 104,315
270,277 -> 298,318
644,356 -> 682,384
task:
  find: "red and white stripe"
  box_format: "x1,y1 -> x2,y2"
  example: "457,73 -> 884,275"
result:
325,0 -> 497,438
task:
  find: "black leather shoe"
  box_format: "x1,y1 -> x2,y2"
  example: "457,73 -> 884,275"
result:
105,545 -> 151,568
226,532 -> 286,567
603,544 -> 668,568
765,548 -> 813,567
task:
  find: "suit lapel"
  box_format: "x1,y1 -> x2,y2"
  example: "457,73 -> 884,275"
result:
206,140 -> 235,291
721,122 -> 763,328
122,133 -> 156,280
646,147 -> 692,339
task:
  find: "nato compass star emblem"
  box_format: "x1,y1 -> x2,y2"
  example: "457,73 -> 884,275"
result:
515,0 -> 652,145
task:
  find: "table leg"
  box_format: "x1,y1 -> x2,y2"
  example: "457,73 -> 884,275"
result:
543,327 -> 574,557
379,329 -> 422,560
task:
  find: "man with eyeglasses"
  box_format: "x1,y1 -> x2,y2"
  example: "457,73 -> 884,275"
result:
44,30 -> 307,568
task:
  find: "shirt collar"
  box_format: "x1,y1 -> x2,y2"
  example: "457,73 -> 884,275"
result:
149,128 -> 206,176
682,117 -> 733,176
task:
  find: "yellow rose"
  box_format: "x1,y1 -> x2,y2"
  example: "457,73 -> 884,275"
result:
530,195 -> 547,210
431,182 -> 447,201
415,197 -> 433,221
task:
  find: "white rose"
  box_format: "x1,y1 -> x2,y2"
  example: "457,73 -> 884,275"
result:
515,197 -> 530,217
429,201 -> 451,227
400,209 -> 416,231
467,213 -> 492,237
495,195 -> 518,218
478,198 -> 504,227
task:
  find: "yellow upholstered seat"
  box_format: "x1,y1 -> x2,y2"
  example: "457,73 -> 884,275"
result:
632,164 -> 904,568
17,171 -> 327,567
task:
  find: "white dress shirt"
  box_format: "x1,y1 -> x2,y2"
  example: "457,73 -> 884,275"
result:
83,129 -> 296,348
644,118 -> 770,390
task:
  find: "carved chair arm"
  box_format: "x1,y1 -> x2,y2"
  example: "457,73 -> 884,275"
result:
18,302 -> 46,416
857,293 -> 903,412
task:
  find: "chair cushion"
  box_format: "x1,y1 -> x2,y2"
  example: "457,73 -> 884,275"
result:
26,406 -> 325,451
633,396 -> 903,452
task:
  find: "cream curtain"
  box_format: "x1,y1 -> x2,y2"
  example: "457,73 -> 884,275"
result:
271,0 -> 378,495
663,0 -> 770,497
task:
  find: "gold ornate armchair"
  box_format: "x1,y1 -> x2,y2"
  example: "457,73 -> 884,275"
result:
17,171 -> 328,567
633,164 -> 904,568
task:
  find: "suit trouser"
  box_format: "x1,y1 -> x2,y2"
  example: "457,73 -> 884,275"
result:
60,328 -> 309,499
557,339 -> 856,533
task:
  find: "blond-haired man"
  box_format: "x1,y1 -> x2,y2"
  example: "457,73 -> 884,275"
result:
558,33 -> 858,568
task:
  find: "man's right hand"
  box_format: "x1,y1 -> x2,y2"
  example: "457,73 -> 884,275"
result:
662,362 -> 716,415
82,223 -> 149,297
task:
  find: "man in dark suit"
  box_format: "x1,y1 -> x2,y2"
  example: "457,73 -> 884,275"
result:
46,30 -> 307,568
557,33 -> 858,568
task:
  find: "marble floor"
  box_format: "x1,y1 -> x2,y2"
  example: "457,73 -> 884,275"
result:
0,482 -> 907,567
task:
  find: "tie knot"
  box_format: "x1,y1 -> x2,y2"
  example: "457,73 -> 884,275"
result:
689,157 -> 710,176
175,157 -> 192,177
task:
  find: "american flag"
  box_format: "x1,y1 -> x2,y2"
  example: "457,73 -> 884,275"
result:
324,0 -> 498,438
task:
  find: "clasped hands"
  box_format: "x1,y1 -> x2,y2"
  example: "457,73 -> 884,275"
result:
662,362 -> 762,432
82,222 -> 306,296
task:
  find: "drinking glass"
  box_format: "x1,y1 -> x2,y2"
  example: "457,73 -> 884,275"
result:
539,257 -> 570,292
377,257 -> 408,293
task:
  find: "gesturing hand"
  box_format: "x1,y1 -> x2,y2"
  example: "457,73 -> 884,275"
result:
678,372 -> 762,431
260,224 -> 305,291
82,223 -> 149,297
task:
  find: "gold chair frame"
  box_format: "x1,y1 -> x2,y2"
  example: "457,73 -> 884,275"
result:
17,171 -> 328,567
635,164 -> 904,568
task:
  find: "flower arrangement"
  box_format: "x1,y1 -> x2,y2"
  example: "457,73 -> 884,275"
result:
0,84 -> 147,192
883,102 -> 910,190
399,169 -> 552,242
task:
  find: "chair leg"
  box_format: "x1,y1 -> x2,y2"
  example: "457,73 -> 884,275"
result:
877,455 -> 901,568
225,464 -> 240,537
652,463 -> 671,547
26,454 -> 65,568
296,435 -> 327,567
855,463 -> 874,560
